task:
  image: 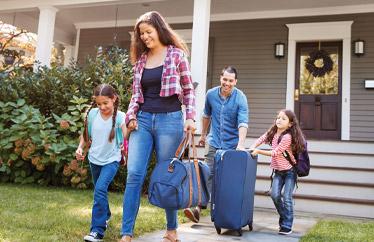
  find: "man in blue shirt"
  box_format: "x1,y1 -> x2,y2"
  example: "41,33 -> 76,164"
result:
184,66 -> 249,223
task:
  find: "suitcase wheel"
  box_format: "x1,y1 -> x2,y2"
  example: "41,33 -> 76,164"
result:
215,226 -> 221,234
237,228 -> 242,236
248,223 -> 253,231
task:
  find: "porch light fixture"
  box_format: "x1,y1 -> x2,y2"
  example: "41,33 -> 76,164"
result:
354,40 -> 365,56
274,42 -> 285,58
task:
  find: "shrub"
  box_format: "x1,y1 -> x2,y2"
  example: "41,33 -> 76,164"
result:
0,46 -> 134,190
0,46 -> 132,116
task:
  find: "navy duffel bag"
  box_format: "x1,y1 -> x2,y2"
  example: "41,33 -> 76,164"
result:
148,130 -> 210,210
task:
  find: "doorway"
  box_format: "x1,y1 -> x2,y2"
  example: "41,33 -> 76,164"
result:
294,41 -> 342,140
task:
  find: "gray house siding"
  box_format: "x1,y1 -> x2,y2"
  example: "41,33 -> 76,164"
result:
77,23 -> 192,65
77,14 -> 374,141
77,27 -> 133,65
209,20 -> 288,137
351,14 -> 374,141
209,13 -> 374,141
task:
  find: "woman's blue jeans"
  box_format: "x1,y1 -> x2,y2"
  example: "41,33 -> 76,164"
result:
90,161 -> 119,236
270,168 -> 296,230
121,110 -> 184,236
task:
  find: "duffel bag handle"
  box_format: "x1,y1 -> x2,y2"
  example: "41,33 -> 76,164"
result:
189,130 -> 202,206
174,131 -> 191,159
174,129 -> 198,161
173,129 -> 202,207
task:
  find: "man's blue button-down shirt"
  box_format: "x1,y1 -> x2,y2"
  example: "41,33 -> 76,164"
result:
204,86 -> 249,150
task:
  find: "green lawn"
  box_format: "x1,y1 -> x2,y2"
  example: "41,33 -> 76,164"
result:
302,219 -> 374,242
0,183 -> 200,242
1,183 -> 373,242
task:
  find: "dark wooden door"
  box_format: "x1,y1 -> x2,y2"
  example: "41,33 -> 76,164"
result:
295,42 -> 342,140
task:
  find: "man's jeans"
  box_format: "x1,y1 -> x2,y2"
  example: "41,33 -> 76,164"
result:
271,168 -> 296,230
205,145 -> 217,196
121,110 -> 184,236
90,161 -> 119,236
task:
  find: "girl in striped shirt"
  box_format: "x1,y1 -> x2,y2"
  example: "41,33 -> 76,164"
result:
250,109 -> 305,235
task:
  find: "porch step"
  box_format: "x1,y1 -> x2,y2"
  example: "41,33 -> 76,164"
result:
256,176 -> 374,200
254,192 -> 374,218
192,136 -> 374,218
309,153 -> 373,169
256,161 -> 374,184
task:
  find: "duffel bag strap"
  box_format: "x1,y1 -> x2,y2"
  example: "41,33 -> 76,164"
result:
175,131 -> 191,159
190,129 -> 202,206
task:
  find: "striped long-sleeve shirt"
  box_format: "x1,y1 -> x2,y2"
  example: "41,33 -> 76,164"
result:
125,45 -> 196,125
254,132 -> 296,171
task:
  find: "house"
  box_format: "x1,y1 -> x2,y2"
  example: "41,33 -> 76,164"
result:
1,0 -> 373,218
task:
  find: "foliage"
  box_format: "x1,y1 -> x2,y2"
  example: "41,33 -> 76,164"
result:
301,219 -> 374,242
0,45 -> 132,116
0,98 -> 90,188
0,24 -> 32,70
305,50 -> 333,78
0,46 -> 133,190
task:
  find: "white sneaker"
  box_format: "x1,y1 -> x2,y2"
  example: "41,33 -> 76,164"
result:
84,231 -> 103,242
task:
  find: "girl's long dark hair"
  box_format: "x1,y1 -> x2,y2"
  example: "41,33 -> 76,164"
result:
264,109 -> 305,154
83,84 -> 119,143
130,11 -> 189,64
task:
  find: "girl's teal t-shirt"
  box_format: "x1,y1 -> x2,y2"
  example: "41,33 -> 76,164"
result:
87,108 -> 125,165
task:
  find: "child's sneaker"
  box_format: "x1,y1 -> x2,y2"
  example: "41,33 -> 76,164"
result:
84,231 -> 103,242
106,218 -> 110,229
278,227 -> 292,235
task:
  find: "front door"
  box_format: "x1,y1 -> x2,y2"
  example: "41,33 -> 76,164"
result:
295,41 -> 342,140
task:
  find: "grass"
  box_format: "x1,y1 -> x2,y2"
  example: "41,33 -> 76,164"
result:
3,183 -> 373,242
301,219 -> 374,242
0,183 -> 207,242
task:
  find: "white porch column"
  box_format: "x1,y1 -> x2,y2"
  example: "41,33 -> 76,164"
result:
34,6 -> 58,69
190,0 -> 211,133
73,28 -> 81,62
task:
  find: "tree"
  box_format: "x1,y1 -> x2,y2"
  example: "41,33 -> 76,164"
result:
0,22 -> 34,70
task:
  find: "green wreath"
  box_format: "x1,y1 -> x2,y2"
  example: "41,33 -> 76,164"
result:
305,50 -> 333,77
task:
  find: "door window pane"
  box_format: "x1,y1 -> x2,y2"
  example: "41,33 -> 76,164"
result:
299,48 -> 339,95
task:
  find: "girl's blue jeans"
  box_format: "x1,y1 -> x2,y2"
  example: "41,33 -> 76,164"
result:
270,168 -> 296,230
90,161 -> 119,236
121,110 -> 184,237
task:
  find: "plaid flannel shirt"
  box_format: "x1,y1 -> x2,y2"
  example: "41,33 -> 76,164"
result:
125,45 -> 196,125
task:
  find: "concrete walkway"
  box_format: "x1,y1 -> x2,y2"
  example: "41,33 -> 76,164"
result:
133,208 -> 318,242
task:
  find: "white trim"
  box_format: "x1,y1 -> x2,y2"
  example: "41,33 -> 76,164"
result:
74,16 -> 194,29
0,0 -> 167,12
210,4 -> 374,22
286,21 -> 353,141
74,4 -> 374,29
73,28 -> 80,61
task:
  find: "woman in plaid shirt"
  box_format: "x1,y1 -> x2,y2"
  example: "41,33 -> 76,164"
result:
120,11 -> 195,242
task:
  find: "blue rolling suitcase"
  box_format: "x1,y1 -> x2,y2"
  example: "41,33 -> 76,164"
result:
211,150 -> 257,236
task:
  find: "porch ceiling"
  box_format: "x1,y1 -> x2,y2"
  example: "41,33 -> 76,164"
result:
1,0 -> 374,45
